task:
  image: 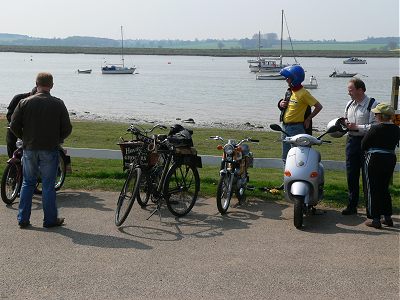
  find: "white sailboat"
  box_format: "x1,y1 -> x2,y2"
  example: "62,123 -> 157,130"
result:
102,26 -> 136,75
249,10 -> 298,74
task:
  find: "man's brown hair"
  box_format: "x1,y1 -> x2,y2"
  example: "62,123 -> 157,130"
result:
348,78 -> 366,92
36,72 -> 53,88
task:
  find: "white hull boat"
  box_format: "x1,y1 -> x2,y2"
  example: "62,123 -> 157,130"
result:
343,57 -> 367,64
303,76 -> 318,89
102,26 -> 136,75
256,73 -> 285,80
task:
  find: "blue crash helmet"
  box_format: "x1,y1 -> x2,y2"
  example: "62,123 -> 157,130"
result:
280,65 -> 305,87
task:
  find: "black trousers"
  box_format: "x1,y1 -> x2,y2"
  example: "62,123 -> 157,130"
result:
345,136 -> 365,208
364,152 -> 396,218
6,129 -> 17,158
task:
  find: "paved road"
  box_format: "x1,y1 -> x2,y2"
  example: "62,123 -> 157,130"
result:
0,191 -> 399,299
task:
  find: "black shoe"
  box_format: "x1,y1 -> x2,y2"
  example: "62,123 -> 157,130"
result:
341,207 -> 357,215
365,220 -> 382,229
43,217 -> 65,228
381,218 -> 394,227
18,221 -> 31,229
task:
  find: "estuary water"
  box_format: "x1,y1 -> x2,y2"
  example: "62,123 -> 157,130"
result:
0,52 -> 398,129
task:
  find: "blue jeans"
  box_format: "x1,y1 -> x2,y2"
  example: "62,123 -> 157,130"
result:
18,150 -> 59,226
282,123 -> 305,163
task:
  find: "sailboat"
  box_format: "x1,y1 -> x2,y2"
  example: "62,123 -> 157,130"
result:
249,10 -> 298,73
248,31 -> 286,73
102,26 -> 136,74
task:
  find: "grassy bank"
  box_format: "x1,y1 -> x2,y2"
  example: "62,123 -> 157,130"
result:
0,119 -> 398,211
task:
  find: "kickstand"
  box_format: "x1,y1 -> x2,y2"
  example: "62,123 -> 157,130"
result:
147,202 -> 162,222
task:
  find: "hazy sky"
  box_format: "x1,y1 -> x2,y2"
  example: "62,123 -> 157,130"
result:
1,0 -> 399,41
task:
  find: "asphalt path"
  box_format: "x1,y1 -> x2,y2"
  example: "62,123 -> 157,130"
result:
0,191 -> 399,299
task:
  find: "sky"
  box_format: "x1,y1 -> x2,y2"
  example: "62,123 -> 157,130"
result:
1,0 -> 399,41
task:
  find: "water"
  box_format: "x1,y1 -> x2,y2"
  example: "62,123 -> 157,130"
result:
0,52 -> 398,129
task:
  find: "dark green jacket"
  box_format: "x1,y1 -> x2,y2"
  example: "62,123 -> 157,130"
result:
10,92 -> 72,150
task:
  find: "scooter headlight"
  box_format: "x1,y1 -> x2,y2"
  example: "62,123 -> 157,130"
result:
296,136 -> 311,146
223,144 -> 234,155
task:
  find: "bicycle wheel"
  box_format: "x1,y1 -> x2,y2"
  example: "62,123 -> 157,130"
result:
216,173 -> 233,214
115,167 -> 141,226
136,173 -> 151,207
34,152 -> 67,194
164,163 -> 200,217
1,163 -> 22,205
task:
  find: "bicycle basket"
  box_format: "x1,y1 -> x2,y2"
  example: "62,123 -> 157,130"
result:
118,141 -> 149,170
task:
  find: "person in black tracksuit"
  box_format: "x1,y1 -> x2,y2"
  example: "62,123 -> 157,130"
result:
6,87 -> 36,157
361,103 -> 400,229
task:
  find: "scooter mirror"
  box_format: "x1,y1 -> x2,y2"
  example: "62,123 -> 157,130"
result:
270,124 -> 282,131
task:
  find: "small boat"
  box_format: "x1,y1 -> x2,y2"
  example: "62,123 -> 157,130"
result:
256,73 -> 285,80
329,70 -> 357,78
102,26 -> 136,75
77,69 -> 92,74
303,76 -> 318,89
343,57 -> 367,64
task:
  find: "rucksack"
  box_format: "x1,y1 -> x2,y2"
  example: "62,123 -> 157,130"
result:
345,97 -> 376,116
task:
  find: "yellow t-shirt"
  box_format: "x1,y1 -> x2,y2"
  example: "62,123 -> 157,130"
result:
283,88 -> 318,123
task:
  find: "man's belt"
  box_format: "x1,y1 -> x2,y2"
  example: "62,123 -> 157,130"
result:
283,122 -> 304,125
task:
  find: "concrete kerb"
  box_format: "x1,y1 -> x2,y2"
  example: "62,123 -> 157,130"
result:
0,146 -> 399,171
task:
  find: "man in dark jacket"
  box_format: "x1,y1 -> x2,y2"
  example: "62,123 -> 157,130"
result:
5,87 -> 36,157
10,72 -> 72,228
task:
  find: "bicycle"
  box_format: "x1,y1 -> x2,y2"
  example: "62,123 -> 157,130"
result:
1,139 -> 71,205
115,124 -> 202,226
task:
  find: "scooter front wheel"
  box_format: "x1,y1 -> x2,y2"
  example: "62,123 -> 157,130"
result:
216,173 -> 233,214
293,196 -> 304,229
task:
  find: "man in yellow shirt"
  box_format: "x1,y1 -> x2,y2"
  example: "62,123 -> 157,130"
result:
277,65 -> 323,164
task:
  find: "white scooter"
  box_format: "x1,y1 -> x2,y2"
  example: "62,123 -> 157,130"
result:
270,123 -> 343,229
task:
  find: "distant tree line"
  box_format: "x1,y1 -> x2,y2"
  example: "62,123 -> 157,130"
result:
0,33 -> 398,50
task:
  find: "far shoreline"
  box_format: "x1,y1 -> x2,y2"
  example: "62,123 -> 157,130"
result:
0,45 -> 398,58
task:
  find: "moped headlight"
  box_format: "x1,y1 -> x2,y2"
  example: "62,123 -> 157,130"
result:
296,136 -> 311,146
223,144 -> 234,155
16,139 -> 23,148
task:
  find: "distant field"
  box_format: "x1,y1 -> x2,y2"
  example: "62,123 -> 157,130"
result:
276,43 -> 387,51
0,45 -> 397,58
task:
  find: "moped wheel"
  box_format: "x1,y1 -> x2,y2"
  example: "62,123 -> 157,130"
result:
293,196 -> 304,229
34,151 -> 67,194
1,163 -> 22,205
115,167 -> 141,226
164,163 -> 200,217
216,173 -> 233,214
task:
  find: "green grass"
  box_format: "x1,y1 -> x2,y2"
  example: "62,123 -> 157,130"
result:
0,118 -> 398,211
0,119 -> 347,160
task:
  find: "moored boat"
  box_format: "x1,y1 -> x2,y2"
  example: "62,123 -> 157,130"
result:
343,57 -> 367,64
102,26 -> 136,75
256,73 -> 285,80
303,76 -> 318,89
329,70 -> 357,78
77,69 -> 92,74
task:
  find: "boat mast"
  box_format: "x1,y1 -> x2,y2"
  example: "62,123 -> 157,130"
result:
258,31 -> 261,60
120,25 -> 125,68
280,10 -> 283,66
